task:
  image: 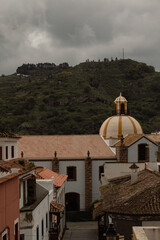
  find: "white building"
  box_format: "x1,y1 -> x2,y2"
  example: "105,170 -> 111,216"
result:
17,94 -> 160,212
36,167 -> 67,240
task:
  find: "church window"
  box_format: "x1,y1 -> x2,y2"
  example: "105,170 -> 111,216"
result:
6,146 -> 8,159
67,166 -> 76,181
36,226 -> 39,240
99,165 -> 104,180
0,147 -> 2,160
138,144 -> 149,162
11,146 -> 14,158
121,103 -> 125,114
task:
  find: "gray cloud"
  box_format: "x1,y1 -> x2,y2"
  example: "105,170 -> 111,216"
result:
0,0 -> 160,74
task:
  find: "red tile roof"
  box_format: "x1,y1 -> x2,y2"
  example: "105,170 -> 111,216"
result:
0,158 -> 36,175
50,200 -> 64,212
18,135 -> 115,159
36,167 -> 67,187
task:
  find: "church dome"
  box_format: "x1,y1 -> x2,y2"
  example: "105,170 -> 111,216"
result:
99,94 -> 143,139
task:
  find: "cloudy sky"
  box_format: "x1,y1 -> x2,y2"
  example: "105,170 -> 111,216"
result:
0,0 -> 160,74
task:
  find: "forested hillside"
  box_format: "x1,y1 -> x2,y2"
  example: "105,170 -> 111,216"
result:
0,59 -> 159,135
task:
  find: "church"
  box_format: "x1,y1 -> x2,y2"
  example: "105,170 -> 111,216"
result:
16,94 -> 160,212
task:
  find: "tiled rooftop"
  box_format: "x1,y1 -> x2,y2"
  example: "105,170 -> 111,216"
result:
114,134 -> 158,147
18,135 -> 116,159
93,169 -> 160,219
0,158 -> 36,175
36,167 -> 67,187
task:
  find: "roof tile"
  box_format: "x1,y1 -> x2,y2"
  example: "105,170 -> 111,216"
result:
36,167 -> 67,187
18,135 -> 115,159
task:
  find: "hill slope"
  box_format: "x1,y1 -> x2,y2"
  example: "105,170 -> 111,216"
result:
0,59 -> 159,135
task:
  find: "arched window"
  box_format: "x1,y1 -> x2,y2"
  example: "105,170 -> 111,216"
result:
138,144 -> 149,162
121,103 -> 125,114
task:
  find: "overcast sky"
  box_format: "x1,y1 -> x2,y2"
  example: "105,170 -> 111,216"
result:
0,0 -> 160,74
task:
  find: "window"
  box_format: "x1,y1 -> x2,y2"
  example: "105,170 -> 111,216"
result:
15,222 -> 18,240
41,219 -> 44,236
0,146 -> 2,160
11,146 -> 14,158
36,226 -> 39,240
6,146 -> 8,159
3,235 -> 7,240
99,165 -> 104,180
138,144 -> 149,162
2,228 -> 9,240
20,234 -> 25,240
46,213 -> 48,229
67,166 -> 76,181
121,103 -> 125,114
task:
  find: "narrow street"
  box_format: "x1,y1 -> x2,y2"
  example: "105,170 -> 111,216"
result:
63,221 -> 98,240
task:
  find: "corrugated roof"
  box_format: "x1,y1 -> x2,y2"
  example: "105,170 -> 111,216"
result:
18,135 -> 115,159
36,167 -> 67,187
93,169 -> 160,219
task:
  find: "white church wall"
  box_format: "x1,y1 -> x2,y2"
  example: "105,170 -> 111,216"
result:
30,160 -> 52,170
104,162 -> 146,180
59,160 -> 85,211
92,160 -> 107,201
0,138 -> 18,160
128,138 -> 158,163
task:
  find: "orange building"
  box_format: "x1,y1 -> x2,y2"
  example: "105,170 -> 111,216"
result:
0,172 -> 20,240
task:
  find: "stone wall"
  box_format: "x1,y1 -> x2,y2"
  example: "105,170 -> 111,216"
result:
85,156 -> 92,210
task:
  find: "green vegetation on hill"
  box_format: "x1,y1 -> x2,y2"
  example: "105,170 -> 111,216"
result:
0,59 -> 159,135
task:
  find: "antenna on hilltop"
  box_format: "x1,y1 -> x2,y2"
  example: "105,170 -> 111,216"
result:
122,48 -> 125,60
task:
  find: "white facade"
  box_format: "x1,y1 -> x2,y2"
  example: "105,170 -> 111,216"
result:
128,137 -> 158,163
19,173 -> 50,240
36,175 -> 66,240
103,162 -> 146,180
0,137 -> 19,160
59,160 -> 85,210
20,192 -> 49,240
92,160 -> 109,200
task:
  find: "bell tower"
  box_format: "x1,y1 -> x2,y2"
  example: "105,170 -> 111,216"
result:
114,93 -> 128,115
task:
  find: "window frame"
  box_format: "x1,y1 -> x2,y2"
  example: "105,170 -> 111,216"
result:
67,166 -> 77,181
99,165 -> 104,180
6,146 -> 8,159
46,213 -> 48,229
11,145 -> 14,158
41,219 -> 44,236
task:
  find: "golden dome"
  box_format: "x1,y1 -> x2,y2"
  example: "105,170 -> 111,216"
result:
99,93 -> 143,139
99,115 -> 143,139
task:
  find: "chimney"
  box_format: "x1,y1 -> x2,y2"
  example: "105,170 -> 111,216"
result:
129,163 -> 139,184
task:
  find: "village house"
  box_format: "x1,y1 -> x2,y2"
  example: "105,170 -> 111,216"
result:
93,165 -> 160,240
0,169 -> 19,240
36,167 -> 67,240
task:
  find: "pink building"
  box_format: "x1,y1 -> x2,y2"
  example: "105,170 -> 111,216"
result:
0,172 -> 20,240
